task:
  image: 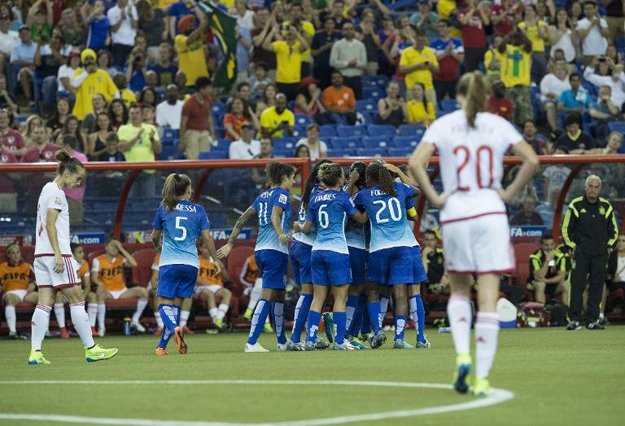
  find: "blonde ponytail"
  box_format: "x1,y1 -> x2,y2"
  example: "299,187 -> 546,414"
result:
162,173 -> 192,211
457,71 -> 492,128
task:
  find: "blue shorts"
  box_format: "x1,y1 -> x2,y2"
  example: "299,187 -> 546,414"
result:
255,249 -> 288,290
311,250 -> 351,286
290,240 -> 312,286
412,246 -> 427,284
348,246 -> 367,285
367,246 -> 413,285
157,264 -> 199,299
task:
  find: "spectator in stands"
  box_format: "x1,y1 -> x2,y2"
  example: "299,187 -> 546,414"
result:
179,76 -> 215,160
605,0 -> 625,42
410,1 -> 440,39
224,97 -> 253,141
22,124 -> 58,162
81,1 -> 109,52
488,80 -> 514,121
249,61 -> 271,101
606,233 -> 625,306
577,0 -> 609,64
71,49 -> 118,121
357,8 -> 381,77
46,97 -> 70,133
296,123 -> 328,161
589,85 -> 620,142
457,0 -> 489,72
113,74 -> 136,108
431,19 -> 463,103
295,144 -> 310,158
319,71 -> 356,126
93,238 -> 147,336
59,8 -> 83,49
484,33 -> 504,82
149,42 -> 177,87
0,243 -> 38,339
256,83 -> 277,116
499,29 -> 533,126
0,74 -> 16,113
491,0 -> 518,36
558,72 -> 591,113
583,57 -> 625,109
62,115 -> 86,153
23,115 -> 44,148
119,103 -> 161,197
420,229 -> 449,295
26,0 -> 52,43
87,112 -> 112,159
125,47 -> 149,94
137,87 -> 158,108
522,119 -> 548,155
98,132 -> 126,162
282,2 -> 315,78
56,50 -> 80,103
400,27 -> 438,105
35,32 -> 69,113
109,98 -> 129,130
406,82 -> 435,126
0,11 -> 19,76
377,15 -> 397,78
294,80 -> 324,118
61,134 -> 87,223
552,112 -> 595,153
540,61 -> 571,132
251,137 -> 274,185
252,8 -> 277,78
549,8 -> 578,65
156,84 -> 183,130
137,0 -> 167,62
107,0 -> 138,67
0,109 -> 26,158
82,93 -> 108,135
10,26 -> 36,107
312,16 -> 341,89
330,22 -> 367,100
510,197 -> 544,225
587,131 -> 623,155
229,123 -> 260,160
377,81 -> 407,127
175,10 -> 208,89
232,0 -> 254,30
528,234 -> 569,304
262,21 -> 309,101
194,239 -> 232,330
260,92 -> 295,139
518,4 -> 550,84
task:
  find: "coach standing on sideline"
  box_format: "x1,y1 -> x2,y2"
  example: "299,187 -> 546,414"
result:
562,175 -> 618,330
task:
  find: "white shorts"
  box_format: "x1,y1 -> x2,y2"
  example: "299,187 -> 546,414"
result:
194,285 -> 222,296
441,213 -> 515,274
106,289 -> 128,300
2,289 -> 28,302
34,255 -> 81,289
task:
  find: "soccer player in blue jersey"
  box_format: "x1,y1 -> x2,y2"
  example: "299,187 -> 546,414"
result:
297,163 -> 367,350
151,173 -> 222,356
287,160 -> 331,351
354,162 -> 419,349
218,162 -> 296,352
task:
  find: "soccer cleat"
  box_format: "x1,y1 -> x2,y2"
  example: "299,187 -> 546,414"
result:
586,321 -> 605,330
276,341 -> 288,351
471,377 -> 492,397
91,327 -> 99,337
263,322 -> 274,333
153,326 -> 163,336
85,344 -> 118,363
333,341 -> 357,350
368,331 -> 387,349
28,350 -> 51,365
416,337 -> 432,349
315,339 -> 330,350
155,347 -> 168,356
349,338 -> 369,350
59,327 -> 70,339
213,318 -> 226,331
243,308 -> 253,320
305,342 -> 317,351
131,322 -> 146,333
98,328 -> 106,337
393,339 -> 413,349
566,321 -> 582,331
173,326 -> 187,354
322,312 -> 334,343
287,340 -> 306,351
9,331 -> 18,340
453,353 -> 472,394
244,342 -> 269,353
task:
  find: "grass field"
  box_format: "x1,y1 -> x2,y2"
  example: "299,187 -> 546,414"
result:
1,327 -> 624,425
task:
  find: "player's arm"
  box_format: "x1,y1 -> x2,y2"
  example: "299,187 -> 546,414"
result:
272,205 -> 289,245
114,239 -> 138,268
385,163 -> 417,187
91,259 -> 105,290
200,230 -> 223,275
239,258 -> 254,288
409,142 -> 447,208
497,140 -> 539,203
217,206 -> 256,258
298,219 -> 314,234
27,264 -> 36,292
81,271 -> 92,294
351,211 -> 368,224
46,208 -> 65,273
151,229 -> 162,250
607,204 -> 619,249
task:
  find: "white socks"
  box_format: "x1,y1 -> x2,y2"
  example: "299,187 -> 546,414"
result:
209,307 -> 218,319
87,303 -> 98,327
447,295 -> 472,355
475,312 -> 499,379
97,302 -> 106,331
5,305 -> 16,333
154,310 -> 164,328
132,298 -> 148,324
249,278 -> 262,309
217,303 -> 229,320
54,303 -> 66,329
379,296 -> 389,328
70,301 -> 95,348
179,310 -> 190,327
31,305 -> 51,351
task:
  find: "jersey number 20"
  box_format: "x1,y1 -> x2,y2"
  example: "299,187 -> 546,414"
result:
453,145 -> 494,190
373,199 -> 402,224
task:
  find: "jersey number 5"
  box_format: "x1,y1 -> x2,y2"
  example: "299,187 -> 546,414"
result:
453,145 -> 494,191
174,216 -> 188,241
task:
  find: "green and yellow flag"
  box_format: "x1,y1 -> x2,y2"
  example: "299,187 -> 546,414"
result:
199,1 -> 237,92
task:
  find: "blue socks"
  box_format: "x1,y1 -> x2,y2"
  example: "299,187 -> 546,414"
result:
306,309 -> 321,343
157,304 -> 179,349
367,301 -> 381,334
334,311 -> 346,344
290,293 -> 312,343
247,299 -> 270,345
345,295 -> 359,333
272,301 -> 286,345
410,294 -> 426,343
395,315 -> 407,342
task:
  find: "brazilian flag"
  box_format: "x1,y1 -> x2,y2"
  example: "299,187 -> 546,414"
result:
199,1 -> 237,92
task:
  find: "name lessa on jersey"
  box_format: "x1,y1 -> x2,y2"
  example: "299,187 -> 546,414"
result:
175,204 -> 198,213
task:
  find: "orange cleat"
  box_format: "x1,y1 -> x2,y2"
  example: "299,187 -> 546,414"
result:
153,327 -> 163,336
173,326 -> 187,355
91,327 -> 100,337
155,347 -> 168,356
59,328 -> 69,339
182,326 -> 194,335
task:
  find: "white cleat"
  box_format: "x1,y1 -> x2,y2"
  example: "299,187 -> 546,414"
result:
98,328 -> 106,337
244,342 -> 269,353
131,322 -> 146,333
276,342 -> 288,352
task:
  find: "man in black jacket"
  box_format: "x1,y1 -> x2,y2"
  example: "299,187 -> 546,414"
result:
562,175 -> 618,330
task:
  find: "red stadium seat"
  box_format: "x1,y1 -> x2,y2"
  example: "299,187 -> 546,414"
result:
227,246 -> 255,290
512,241 -> 540,289
131,248 -> 156,288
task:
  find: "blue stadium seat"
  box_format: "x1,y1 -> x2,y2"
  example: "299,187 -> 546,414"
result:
273,138 -> 297,151
161,128 -> 179,143
319,124 -> 337,138
330,136 -> 361,149
273,149 -> 293,157
357,112 -> 374,124
362,136 -> 394,149
292,126 -> 307,138
212,101 -> 225,116
616,35 -> 625,54
213,139 -> 230,152
363,87 -> 383,101
394,135 -> 422,148
367,124 -> 397,137
440,99 -> 459,113
356,99 -> 377,114
388,147 -> 414,157
337,125 -> 368,137
398,124 -> 420,136
327,148 -> 355,157
362,75 -> 389,88
295,114 -> 311,126
356,148 -> 387,157
160,145 -> 181,160
608,121 -> 625,134
214,127 -> 225,139
199,150 -> 228,160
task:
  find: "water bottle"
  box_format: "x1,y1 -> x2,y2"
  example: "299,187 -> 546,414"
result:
123,317 -> 131,336
438,326 -> 451,334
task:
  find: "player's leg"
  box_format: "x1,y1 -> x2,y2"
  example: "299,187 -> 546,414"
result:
85,291 -> 98,333
96,286 -> 108,336
29,286 -> 54,364
345,247 -> 366,342
378,284 -> 391,330
447,272 -> 473,393
179,297 -> 193,333
120,287 -> 149,333
245,251 -> 273,351
290,283 -> 313,346
289,241 -> 313,347
331,284 -> 350,349
392,284 -> 410,349
534,281 -> 547,304
244,277 -> 263,320
53,291 -> 69,338
473,273 -> 501,396
364,249 -> 388,346
271,289 -> 287,349
306,284 -> 329,349
156,266 -> 184,354
170,265 -> 200,354
409,246 -> 429,347
214,287 -> 231,329
4,292 -> 21,338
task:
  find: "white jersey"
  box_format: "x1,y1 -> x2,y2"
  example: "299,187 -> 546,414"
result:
35,182 -> 72,256
422,110 -> 522,224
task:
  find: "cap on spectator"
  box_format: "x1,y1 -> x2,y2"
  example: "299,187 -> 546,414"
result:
18,24 -> 29,32
69,50 -> 80,58
299,76 -> 319,91
80,48 -> 97,63
242,123 -> 255,130
418,0 -> 431,5
178,15 -> 195,33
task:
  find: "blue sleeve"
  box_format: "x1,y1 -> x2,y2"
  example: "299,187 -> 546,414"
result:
152,207 -> 164,230
306,201 -> 315,222
198,206 -> 211,231
275,189 -> 290,211
251,196 -> 259,212
353,190 -> 364,208
342,193 -> 358,217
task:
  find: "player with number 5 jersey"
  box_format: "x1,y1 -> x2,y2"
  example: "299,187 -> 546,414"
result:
410,71 -> 538,397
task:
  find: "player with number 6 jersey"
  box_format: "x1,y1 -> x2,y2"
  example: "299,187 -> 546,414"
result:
410,71 -> 538,397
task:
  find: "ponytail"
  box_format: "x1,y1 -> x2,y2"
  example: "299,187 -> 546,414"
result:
366,162 -> 396,197
303,159 -> 332,208
349,161 -> 367,189
318,163 -> 343,188
55,149 -> 84,175
457,71 -> 491,128
162,173 -> 192,211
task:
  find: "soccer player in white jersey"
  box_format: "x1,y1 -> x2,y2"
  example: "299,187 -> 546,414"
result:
410,71 -> 539,396
28,151 -> 118,365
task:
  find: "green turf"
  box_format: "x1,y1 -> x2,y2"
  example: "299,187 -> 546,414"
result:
1,327 -> 625,425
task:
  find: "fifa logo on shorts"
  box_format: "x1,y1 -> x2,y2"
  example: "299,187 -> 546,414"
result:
309,325 -> 318,337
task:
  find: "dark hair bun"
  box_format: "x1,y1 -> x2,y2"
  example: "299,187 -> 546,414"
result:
55,150 -> 72,163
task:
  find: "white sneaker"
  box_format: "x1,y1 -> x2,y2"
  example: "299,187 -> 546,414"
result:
276,341 -> 288,352
98,328 -> 106,337
131,322 -> 146,333
244,342 -> 269,353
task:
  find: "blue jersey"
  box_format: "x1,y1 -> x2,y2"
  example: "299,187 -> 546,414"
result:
307,189 -> 357,254
354,182 -> 417,253
402,180 -> 420,248
252,187 -> 291,254
343,185 -> 367,250
152,200 -> 211,268
292,184 -> 320,246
